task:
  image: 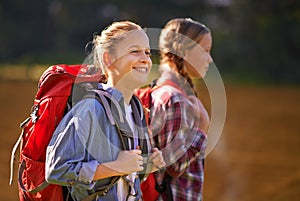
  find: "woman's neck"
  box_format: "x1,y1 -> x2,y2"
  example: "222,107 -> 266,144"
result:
161,61 -> 177,71
107,79 -> 134,105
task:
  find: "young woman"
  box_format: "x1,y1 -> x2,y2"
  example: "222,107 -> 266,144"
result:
145,18 -> 212,201
46,21 -> 165,201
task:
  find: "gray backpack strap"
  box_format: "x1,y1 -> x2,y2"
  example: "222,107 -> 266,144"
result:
10,117 -> 50,194
18,160 -> 50,193
81,176 -> 120,201
81,90 -> 128,201
9,117 -> 30,186
86,89 -> 124,125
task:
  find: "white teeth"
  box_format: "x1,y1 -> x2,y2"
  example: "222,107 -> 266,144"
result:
133,67 -> 147,73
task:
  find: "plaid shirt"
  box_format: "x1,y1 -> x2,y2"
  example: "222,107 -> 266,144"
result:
149,69 -> 207,201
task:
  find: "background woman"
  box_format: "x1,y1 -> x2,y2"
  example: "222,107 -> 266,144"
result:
144,18 -> 212,201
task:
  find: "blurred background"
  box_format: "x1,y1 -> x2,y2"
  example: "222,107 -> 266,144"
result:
1,0 -> 300,83
0,0 -> 299,201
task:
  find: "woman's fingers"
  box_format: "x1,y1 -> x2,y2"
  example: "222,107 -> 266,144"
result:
150,148 -> 166,169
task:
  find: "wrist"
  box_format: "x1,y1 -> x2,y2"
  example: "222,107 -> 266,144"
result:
93,161 -> 125,181
104,161 -> 126,175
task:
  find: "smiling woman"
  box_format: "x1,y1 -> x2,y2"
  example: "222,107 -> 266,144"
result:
45,21 -> 165,201
103,30 -> 152,94
93,22 -> 152,104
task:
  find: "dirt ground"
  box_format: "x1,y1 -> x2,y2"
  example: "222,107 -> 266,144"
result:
1,80 -> 300,201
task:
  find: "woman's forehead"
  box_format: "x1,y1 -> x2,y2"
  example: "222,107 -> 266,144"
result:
118,29 -> 150,49
198,33 -> 212,50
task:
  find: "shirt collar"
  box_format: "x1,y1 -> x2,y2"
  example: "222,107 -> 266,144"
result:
158,65 -> 195,96
98,83 -> 124,103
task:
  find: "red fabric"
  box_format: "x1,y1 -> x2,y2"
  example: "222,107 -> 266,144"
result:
18,64 -> 102,201
135,80 -> 187,123
136,85 -> 162,201
19,155 -> 63,201
140,173 -> 159,201
135,86 -> 153,125
22,80 -> 72,162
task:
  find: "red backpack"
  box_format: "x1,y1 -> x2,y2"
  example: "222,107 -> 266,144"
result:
135,81 -> 164,201
135,80 -> 185,201
9,64 -> 103,201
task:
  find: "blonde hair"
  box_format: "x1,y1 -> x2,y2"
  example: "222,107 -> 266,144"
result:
92,21 -> 143,75
159,18 -> 210,94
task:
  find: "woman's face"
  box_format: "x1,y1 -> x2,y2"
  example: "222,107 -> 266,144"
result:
184,33 -> 213,78
109,29 -> 152,88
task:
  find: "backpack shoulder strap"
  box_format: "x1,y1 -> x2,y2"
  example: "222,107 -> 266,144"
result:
81,176 -> 120,201
81,89 -> 128,200
84,89 -> 124,125
130,95 -> 149,153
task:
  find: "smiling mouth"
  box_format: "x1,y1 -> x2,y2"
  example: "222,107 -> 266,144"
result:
133,67 -> 148,73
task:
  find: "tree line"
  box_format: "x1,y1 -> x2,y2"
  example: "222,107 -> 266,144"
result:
0,0 -> 299,84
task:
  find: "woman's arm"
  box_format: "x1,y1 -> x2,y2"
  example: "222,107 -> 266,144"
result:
47,99 -> 144,188
93,149 -> 144,180
188,95 -> 210,133
150,100 -> 207,178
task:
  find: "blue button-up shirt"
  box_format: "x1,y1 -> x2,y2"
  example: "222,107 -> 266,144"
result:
46,84 -> 150,201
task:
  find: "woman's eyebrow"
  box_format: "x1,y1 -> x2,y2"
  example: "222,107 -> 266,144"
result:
128,45 -> 141,49
128,45 -> 150,49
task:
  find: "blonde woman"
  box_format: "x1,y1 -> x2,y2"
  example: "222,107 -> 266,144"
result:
46,21 -> 165,201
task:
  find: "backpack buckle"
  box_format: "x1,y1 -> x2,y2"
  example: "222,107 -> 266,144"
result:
30,105 -> 39,123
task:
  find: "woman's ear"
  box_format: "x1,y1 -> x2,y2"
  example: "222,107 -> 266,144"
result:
103,52 -> 113,68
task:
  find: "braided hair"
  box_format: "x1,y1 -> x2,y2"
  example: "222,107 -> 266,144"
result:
159,18 -> 210,96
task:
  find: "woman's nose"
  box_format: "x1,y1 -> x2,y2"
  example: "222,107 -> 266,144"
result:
140,53 -> 152,64
208,53 -> 213,64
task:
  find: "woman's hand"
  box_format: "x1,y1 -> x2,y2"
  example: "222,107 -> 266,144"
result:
112,150 -> 144,174
93,149 -> 143,180
150,147 -> 166,172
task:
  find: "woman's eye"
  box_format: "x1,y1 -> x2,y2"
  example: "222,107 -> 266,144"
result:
131,50 -> 139,53
145,51 -> 151,56
130,49 -> 151,56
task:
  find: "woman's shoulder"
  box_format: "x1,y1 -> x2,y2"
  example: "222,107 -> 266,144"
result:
152,84 -> 187,105
70,97 -> 107,119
